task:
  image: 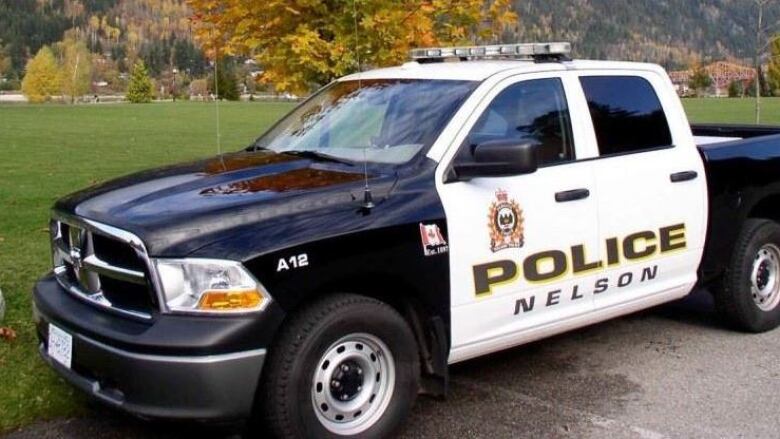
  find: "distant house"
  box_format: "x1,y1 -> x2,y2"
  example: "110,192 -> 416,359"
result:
669,61 -> 756,97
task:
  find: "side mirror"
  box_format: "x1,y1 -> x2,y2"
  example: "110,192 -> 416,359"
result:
449,140 -> 539,181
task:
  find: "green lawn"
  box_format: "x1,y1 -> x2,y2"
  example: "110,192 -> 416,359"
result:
0,101 -> 295,432
0,97 -> 778,433
683,97 -> 780,124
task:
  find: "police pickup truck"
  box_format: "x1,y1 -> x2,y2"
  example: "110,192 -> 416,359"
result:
33,42 -> 780,438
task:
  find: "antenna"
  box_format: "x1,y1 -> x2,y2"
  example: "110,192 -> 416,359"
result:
213,49 -> 222,157
210,28 -> 224,171
353,0 -> 374,210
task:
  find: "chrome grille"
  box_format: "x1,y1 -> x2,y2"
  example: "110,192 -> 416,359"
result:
51,214 -> 156,320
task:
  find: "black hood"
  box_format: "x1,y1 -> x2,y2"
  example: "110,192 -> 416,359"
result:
54,151 -> 396,256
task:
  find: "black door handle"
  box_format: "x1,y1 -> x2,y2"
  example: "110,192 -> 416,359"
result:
670,171 -> 698,183
555,188 -> 590,203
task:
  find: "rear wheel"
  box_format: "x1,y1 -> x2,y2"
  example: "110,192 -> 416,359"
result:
259,294 -> 419,438
715,219 -> 780,332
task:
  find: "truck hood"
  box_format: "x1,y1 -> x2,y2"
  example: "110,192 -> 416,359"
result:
54,151 -> 395,256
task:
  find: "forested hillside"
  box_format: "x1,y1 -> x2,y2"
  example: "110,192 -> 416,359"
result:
1,0 -> 778,85
0,0 -> 206,86
511,0 -> 780,68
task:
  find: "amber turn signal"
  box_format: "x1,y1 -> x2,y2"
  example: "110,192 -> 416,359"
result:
197,289 -> 264,310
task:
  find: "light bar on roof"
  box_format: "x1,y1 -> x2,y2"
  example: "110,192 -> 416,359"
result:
409,42 -> 571,61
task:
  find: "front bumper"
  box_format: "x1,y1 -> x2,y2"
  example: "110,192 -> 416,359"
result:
33,274 -> 282,421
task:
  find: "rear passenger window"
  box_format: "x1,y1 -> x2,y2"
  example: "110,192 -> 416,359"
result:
580,76 -> 672,156
462,78 -> 575,167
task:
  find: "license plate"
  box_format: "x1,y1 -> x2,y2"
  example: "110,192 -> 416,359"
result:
48,324 -> 73,369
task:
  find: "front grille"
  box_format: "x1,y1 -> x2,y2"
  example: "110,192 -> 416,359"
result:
51,215 -> 157,320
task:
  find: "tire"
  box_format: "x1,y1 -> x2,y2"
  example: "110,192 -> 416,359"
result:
259,294 -> 420,438
715,219 -> 780,332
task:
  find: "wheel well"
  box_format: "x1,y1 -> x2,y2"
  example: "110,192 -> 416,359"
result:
749,195 -> 780,222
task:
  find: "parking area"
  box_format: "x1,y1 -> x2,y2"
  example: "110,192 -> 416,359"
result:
4,288 -> 779,439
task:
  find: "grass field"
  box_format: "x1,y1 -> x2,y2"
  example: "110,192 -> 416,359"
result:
683,97 -> 780,124
0,97 -> 778,433
0,101 -> 295,432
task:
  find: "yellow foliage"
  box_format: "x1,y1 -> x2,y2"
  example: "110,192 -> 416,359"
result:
769,36 -> 780,96
0,41 -> 10,77
57,38 -> 92,104
21,46 -> 60,103
187,0 -> 517,94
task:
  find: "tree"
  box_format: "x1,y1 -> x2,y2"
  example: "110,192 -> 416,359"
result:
126,60 -> 153,103
58,38 -> 92,104
208,59 -> 239,100
187,0 -> 517,94
21,46 -> 60,103
758,64 -> 773,97
747,68 -> 772,96
92,55 -> 122,92
728,80 -> 745,98
688,64 -> 713,97
0,40 -> 10,78
768,35 -> 780,96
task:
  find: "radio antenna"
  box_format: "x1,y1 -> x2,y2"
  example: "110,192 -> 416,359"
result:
353,0 -> 374,210
214,62 -> 221,155
213,52 -> 222,157
210,28 -> 224,170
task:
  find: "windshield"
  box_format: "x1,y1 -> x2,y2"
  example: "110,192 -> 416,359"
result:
254,79 -> 477,164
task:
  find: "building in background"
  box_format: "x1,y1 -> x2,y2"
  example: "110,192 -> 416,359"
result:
669,61 -> 756,97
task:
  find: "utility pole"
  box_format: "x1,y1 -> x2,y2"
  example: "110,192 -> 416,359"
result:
754,0 -> 779,124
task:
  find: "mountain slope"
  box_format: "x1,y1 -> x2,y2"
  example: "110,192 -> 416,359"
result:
1,0 -> 778,81
512,0 -> 780,68
0,0 -> 204,81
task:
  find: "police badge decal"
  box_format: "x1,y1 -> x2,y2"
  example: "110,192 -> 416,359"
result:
488,189 -> 524,252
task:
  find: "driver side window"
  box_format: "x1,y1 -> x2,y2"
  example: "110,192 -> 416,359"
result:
459,78 -> 575,167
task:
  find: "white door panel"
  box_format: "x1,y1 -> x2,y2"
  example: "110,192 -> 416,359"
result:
576,71 -> 709,309
591,148 -> 707,308
435,72 -> 601,358
434,68 -> 708,362
443,163 -> 599,350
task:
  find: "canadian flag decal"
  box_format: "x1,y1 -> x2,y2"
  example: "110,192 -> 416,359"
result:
419,223 -> 449,257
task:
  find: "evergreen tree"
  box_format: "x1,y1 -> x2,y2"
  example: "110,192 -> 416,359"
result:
757,68 -> 772,97
208,59 -> 239,101
21,46 -> 60,103
174,39 -> 207,77
728,80 -> 744,98
127,60 -> 153,103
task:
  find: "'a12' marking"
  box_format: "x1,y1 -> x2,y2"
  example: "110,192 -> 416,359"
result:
277,254 -> 309,272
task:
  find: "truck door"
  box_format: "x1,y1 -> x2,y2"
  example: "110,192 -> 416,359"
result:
578,73 -> 708,311
436,73 -> 602,363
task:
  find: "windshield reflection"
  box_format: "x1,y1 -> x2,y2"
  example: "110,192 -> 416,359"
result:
254,79 -> 476,164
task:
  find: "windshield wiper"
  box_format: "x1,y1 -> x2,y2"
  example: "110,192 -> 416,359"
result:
284,150 -> 355,166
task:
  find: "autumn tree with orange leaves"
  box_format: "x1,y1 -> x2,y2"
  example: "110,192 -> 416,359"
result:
187,0 -> 517,94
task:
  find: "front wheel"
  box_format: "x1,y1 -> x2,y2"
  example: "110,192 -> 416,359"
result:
259,294 -> 420,438
715,219 -> 780,332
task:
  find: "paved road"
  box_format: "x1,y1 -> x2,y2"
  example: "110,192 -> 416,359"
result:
5,289 -> 780,439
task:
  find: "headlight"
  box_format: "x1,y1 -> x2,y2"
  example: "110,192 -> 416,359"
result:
154,259 -> 270,314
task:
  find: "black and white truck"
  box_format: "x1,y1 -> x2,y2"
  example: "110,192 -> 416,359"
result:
34,42 -> 780,438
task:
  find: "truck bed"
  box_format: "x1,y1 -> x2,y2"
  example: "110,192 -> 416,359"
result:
693,123 -> 780,283
693,124 -> 780,147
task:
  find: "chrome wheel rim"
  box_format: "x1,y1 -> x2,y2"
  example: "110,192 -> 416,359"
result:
312,333 -> 395,435
751,244 -> 780,311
